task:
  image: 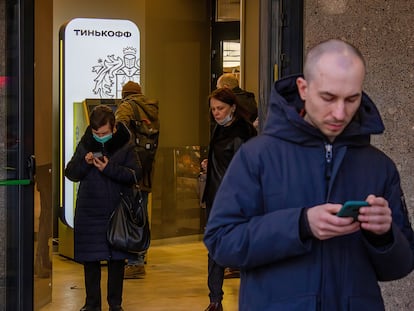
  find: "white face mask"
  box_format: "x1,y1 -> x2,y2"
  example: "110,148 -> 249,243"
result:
217,111 -> 233,126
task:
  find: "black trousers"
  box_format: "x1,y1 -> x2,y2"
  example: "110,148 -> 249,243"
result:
207,253 -> 225,303
83,260 -> 125,308
206,202 -> 224,303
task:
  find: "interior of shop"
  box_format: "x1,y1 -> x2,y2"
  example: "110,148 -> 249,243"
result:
33,1 -> 257,310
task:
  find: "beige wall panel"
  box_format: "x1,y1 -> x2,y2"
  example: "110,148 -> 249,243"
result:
36,0 -> 53,166
242,0 -> 260,103
159,41 -> 201,146
145,0 -> 210,146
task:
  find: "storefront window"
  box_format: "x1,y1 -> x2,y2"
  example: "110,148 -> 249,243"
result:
222,40 -> 240,77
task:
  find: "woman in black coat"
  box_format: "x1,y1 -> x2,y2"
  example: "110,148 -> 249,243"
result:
65,105 -> 142,311
202,88 -> 257,311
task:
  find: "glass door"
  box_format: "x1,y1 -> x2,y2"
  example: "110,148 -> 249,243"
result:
210,0 -> 240,91
0,0 -> 35,309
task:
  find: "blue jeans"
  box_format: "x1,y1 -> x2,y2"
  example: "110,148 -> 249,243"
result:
127,191 -> 149,266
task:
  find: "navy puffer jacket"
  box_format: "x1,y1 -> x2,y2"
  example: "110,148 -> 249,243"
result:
204,75 -> 414,311
65,123 -> 142,262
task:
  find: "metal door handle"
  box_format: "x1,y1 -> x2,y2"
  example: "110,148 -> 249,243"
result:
0,179 -> 31,186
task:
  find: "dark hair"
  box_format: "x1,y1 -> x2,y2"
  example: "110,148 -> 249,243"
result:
89,105 -> 115,130
208,88 -> 250,121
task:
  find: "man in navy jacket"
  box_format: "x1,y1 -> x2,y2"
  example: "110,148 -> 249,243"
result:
204,39 -> 414,311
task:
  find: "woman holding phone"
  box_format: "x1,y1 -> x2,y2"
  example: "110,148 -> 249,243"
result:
65,105 -> 141,311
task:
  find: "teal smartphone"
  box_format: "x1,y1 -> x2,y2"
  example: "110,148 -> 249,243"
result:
337,200 -> 370,220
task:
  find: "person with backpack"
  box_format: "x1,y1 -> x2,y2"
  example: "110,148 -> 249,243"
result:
115,81 -> 160,279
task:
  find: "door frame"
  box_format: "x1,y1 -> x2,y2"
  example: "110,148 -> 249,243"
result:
5,0 -> 35,309
258,0 -> 303,131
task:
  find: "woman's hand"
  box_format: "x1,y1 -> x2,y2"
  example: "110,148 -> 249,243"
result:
93,156 -> 109,172
85,152 -> 94,165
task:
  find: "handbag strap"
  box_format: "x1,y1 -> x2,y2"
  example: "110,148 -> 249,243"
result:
131,169 -> 138,185
129,169 -> 143,199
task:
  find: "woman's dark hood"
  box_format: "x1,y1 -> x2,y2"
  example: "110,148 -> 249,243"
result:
261,74 -> 385,147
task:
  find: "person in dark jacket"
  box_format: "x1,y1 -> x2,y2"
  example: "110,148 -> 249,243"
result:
216,73 -> 258,123
65,105 -> 142,311
204,39 -> 414,311
115,80 -> 160,279
216,73 -> 258,278
202,88 -> 256,311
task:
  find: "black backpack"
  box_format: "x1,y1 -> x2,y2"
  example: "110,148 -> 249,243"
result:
128,100 -> 160,190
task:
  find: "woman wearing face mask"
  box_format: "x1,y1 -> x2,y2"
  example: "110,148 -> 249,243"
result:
65,105 -> 142,311
202,88 -> 257,311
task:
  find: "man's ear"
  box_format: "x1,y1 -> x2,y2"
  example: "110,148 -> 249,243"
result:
296,77 -> 307,101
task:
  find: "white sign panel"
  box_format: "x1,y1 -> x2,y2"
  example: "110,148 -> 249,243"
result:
60,18 -> 140,227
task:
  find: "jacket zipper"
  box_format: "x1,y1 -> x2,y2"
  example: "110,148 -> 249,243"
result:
320,142 -> 333,311
324,142 -> 333,183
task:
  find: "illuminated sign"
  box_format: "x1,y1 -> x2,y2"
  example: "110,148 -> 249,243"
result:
59,18 -> 140,227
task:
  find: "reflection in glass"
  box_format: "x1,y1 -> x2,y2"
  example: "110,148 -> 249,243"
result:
222,40 -> 240,79
216,0 -> 240,22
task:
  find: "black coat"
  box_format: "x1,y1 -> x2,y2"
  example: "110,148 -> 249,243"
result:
203,117 -> 256,212
232,86 -> 258,122
65,123 -> 142,262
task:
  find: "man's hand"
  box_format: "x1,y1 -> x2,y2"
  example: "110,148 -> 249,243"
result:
358,195 -> 392,235
307,203 -> 360,240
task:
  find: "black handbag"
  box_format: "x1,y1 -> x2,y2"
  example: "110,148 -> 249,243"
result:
107,180 -> 151,253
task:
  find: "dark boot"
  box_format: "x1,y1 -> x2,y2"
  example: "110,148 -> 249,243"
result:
204,302 -> 223,311
79,306 -> 101,311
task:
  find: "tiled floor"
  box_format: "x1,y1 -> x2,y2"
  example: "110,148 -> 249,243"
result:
39,237 -> 239,311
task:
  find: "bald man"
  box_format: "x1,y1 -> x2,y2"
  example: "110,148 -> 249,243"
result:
216,73 -> 258,123
204,39 -> 414,310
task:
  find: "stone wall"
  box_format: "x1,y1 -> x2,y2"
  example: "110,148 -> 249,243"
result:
304,0 -> 414,309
